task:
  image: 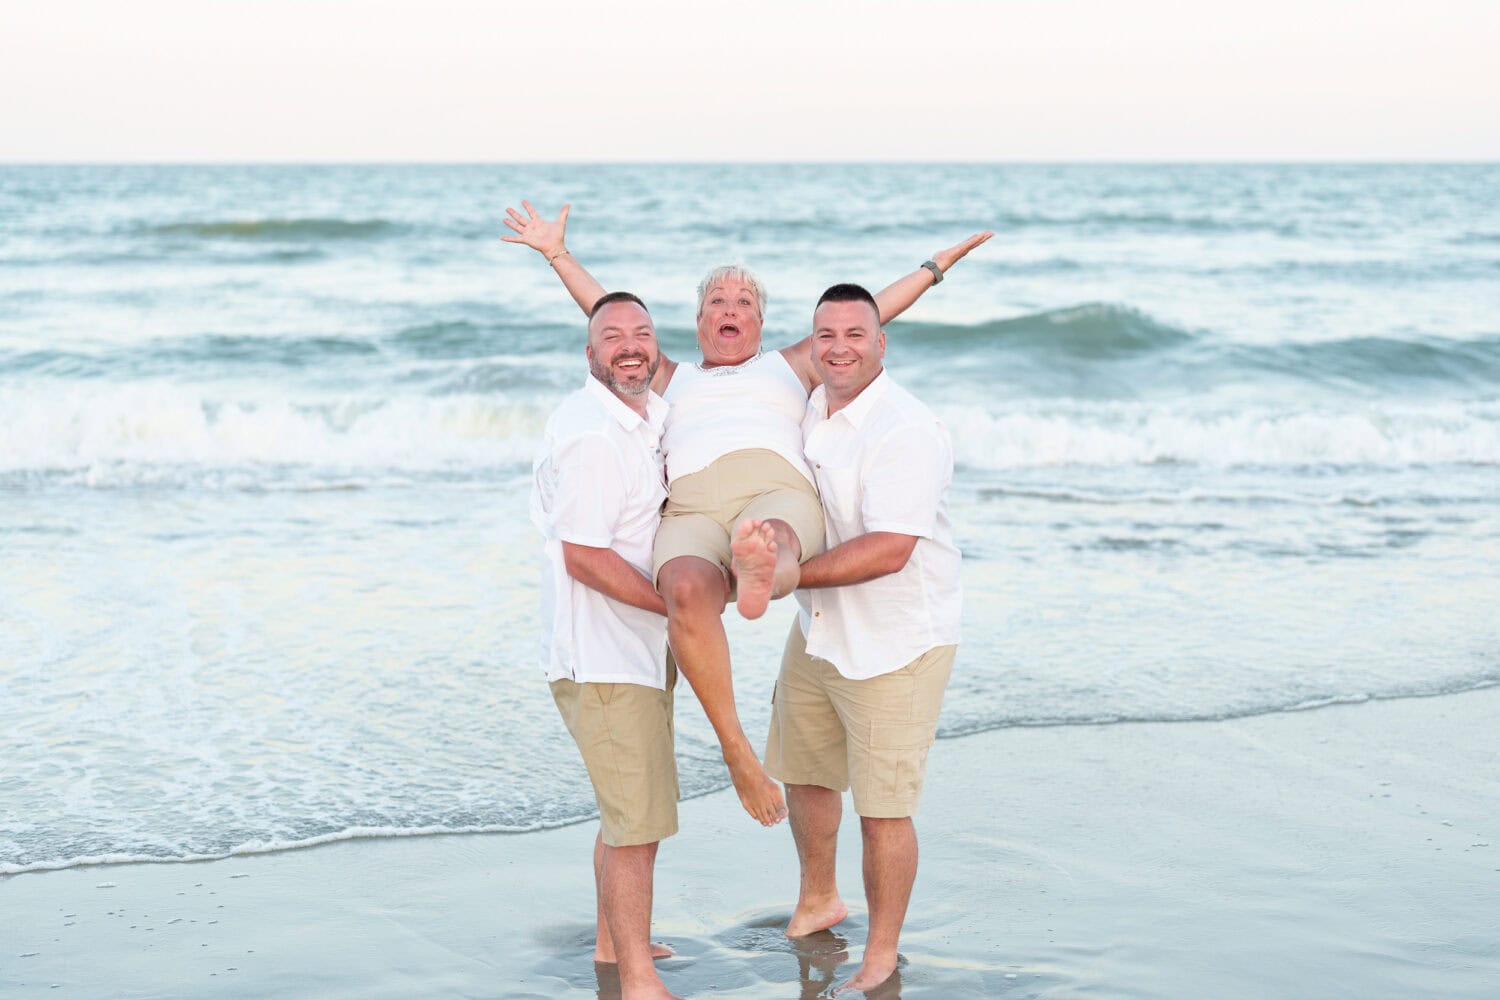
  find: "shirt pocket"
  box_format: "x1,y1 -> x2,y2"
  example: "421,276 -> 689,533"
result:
816,463 -> 862,536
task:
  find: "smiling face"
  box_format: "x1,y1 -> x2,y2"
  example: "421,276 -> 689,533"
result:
695,270 -> 765,367
811,298 -> 885,411
587,299 -> 660,401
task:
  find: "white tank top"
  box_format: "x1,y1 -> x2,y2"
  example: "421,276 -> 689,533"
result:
662,350 -> 815,486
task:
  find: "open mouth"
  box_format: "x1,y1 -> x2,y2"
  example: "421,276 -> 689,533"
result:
717,324 -> 741,337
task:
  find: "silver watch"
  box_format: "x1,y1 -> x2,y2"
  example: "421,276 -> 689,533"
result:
921,259 -> 943,284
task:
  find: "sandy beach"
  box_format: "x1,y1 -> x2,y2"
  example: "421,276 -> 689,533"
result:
5,686 -> 1497,998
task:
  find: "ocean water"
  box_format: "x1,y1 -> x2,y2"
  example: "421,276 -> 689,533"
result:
2,163 -> 1497,875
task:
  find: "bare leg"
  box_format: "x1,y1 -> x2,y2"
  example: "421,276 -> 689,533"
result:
837,817 -> 917,994
784,783 -> 849,937
730,518 -> 803,620
593,830 -> 674,962
599,840 -> 682,1000
660,555 -> 787,826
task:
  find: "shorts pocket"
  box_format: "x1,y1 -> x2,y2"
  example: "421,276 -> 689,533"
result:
868,719 -> 937,803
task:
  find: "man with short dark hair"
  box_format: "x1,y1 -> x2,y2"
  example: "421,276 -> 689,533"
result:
752,282 -> 962,993
532,291 -> 682,1000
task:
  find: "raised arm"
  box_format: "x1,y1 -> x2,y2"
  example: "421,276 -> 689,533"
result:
781,230 -> 995,390
501,201 -> 608,316
873,230 -> 994,324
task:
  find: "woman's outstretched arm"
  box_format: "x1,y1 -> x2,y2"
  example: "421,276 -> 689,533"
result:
873,230 -> 994,324
781,230 -> 994,389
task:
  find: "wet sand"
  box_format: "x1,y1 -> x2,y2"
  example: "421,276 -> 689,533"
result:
5,687 -> 1498,998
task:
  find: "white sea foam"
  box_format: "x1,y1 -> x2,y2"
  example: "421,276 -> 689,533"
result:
0,823 -> 556,876
0,383 -> 549,477
939,402 -> 1500,469
3,385 -> 1497,483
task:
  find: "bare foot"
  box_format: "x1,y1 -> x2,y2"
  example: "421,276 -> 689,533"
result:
730,520 -> 777,620
594,940 -> 676,962
833,957 -> 899,996
593,962 -> 685,1000
785,896 -> 848,938
622,984 -> 684,1000
725,745 -> 787,826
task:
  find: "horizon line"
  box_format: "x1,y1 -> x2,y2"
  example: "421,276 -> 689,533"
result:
3,157 -> 1498,167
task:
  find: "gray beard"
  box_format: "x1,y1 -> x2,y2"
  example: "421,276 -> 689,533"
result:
591,357 -> 654,396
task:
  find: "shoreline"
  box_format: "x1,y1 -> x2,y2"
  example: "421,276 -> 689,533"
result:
6,687 -> 1498,998
13,679 -> 1499,881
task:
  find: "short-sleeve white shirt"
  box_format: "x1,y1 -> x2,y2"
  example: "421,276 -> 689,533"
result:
532,376 -> 669,688
797,371 -> 962,680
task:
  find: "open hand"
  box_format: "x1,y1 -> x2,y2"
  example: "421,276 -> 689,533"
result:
501,200 -> 569,259
932,230 -> 994,274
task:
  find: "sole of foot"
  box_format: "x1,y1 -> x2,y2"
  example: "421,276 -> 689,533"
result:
730,521 -> 777,620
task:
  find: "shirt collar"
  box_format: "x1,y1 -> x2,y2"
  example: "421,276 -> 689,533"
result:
583,375 -> 665,433
826,369 -> 891,428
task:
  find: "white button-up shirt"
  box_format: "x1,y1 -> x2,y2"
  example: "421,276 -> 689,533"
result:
532,377 -> 669,688
798,371 -> 962,680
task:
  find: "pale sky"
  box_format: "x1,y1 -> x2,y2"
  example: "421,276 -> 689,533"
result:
3,0 -> 1497,161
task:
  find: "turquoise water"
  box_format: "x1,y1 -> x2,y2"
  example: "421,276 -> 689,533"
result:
2,164 -> 1498,872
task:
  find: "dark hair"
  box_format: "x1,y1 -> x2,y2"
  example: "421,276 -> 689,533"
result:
815,283 -> 878,313
590,290 -> 650,318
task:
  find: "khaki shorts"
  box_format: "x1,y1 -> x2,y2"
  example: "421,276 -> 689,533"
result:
765,620 -> 954,819
652,449 -> 825,587
550,658 -> 679,847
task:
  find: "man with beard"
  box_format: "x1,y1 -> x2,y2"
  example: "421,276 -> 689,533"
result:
532,292 -> 682,999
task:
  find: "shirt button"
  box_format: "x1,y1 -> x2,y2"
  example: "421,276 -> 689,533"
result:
814,611 -> 821,617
